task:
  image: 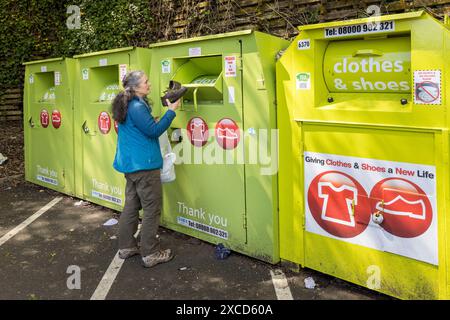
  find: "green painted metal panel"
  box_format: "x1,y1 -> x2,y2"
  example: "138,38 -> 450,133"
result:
149,30 -> 253,48
23,58 -> 76,195
73,47 -> 135,58
23,57 -> 64,65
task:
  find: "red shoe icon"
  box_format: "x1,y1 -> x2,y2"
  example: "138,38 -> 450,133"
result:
370,178 -> 433,238
376,189 -> 426,220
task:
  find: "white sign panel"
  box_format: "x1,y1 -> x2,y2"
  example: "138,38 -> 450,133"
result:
99,58 -> 108,66
224,56 -> 237,77
297,39 -> 311,50
82,68 -> 89,80
37,175 -> 58,186
54,72 -> 61,86
296,72 -> 311,90
177,216 -> 228,240
304,152 -> 438,265
119,64 -> 127,81
414,70 -> 441,105
189,47 -> 201,57
325,21 -> 395,38
228,86 -> 235,103
161,59 -> 171,74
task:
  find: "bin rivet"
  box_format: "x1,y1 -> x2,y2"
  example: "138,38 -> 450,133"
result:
400,98 -> 408,105
327,97 -> 334,103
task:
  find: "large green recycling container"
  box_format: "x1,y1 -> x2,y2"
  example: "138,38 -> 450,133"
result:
73,47 -> 152,210
277,11 -> 450,299
23,58 -> 77,195
149,30 -> 288,263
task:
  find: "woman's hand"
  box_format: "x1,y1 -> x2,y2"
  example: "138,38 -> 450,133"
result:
166,98 -> 181,111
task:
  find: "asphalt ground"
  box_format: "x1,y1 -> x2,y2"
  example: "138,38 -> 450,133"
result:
0,178 -> 391,303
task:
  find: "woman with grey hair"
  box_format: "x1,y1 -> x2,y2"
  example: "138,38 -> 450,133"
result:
112,70 -> 180,268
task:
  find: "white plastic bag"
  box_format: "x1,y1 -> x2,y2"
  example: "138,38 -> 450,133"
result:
304,277 -> 316,289
159,131 -> 176,183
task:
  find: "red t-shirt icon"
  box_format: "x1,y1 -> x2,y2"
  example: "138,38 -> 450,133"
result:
308,171 -> 371,238
319,183 -> 357,227
40,109 -> 49,128
98,111 -> 111,134
187,117 -> 209,147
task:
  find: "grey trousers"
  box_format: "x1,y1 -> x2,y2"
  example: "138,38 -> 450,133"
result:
118,169 -> 161,257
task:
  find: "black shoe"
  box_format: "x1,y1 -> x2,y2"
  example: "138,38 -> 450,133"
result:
161,81 -> 187,106
168,80 -> 181,90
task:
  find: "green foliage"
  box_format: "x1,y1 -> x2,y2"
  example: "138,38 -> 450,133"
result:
58,0 -> 154,56
0,0 -> 70,87
2,0 -> 448,89
0,0 -> 155,88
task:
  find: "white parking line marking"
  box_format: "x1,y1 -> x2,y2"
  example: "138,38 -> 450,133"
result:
270,269 -> 294,300
90,252 -> 124,300
90,226 -> 141,300
0,196 -> 63,247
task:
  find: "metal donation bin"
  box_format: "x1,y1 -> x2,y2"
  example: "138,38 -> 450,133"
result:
149,31 -> 288,263
277,11 -> 450,299
23,58 -> 77,195
73,47 -> 151,211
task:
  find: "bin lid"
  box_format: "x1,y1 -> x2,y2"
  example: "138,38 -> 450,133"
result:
73,46 -> 135,58
297,11 -> 424,31
23,57 -> 64,66
149,30 -> 253,48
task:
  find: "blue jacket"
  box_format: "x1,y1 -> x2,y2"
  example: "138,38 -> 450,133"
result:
113,96 -> 176,173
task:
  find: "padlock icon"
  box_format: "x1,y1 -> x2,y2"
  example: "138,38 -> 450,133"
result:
372,211 -> 384,225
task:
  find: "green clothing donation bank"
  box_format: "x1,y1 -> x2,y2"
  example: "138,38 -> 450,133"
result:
149,30 -> 288,263
277,11 -> 450,299
73,47 -> 151,211
23,58 -> 77,195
